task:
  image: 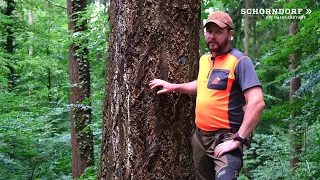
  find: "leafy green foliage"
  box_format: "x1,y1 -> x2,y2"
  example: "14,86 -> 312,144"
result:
0,92 -> 72,179
0,0 -> 107,179
245,132 -> 291,179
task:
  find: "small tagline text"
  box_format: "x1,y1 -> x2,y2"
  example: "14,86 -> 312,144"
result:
266,15 -> 306,20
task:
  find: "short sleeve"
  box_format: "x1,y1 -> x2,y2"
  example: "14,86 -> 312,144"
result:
235,57 -> 261,91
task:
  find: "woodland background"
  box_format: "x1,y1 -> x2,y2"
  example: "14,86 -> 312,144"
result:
0,0 -> 319,179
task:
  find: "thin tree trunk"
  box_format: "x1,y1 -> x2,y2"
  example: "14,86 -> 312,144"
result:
5,0 -> 15,90
231,4 -> 243,49
46,47 -> 52,102
288,19 -> 301,172
28,10 -> 33,56
199,18 -> 205,56
67,0 -> 94,178
48,68 -> 52,102
244,0 -> 249,55
98,0 -> 200,179
253,17 -> 257,61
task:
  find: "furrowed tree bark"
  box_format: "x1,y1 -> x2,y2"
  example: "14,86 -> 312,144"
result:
67,0 -> 94,178
288,19 -> 301,173
99,0 -> 201,179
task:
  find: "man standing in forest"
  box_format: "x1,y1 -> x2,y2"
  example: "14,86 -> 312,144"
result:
149,11 -> 265,180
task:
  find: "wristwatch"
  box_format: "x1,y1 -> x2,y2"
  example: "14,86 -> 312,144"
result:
232,132 -> 245,144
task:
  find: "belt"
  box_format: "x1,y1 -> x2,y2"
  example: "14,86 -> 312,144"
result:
197,127 -> 233,136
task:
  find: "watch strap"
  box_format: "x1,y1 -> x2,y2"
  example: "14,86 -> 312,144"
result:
232,132 -> 245,143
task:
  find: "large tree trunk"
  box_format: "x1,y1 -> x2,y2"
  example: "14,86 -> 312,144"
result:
288,19 -> 301,172
99,0 -> 201,179
67,0 -> 94,178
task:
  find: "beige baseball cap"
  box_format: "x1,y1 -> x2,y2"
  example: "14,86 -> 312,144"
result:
204,11 -> 233,29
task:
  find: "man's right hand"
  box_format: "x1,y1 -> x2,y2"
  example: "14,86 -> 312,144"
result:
149,79 -> 176,95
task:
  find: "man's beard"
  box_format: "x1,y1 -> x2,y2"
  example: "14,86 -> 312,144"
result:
207,36 -> 229,53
